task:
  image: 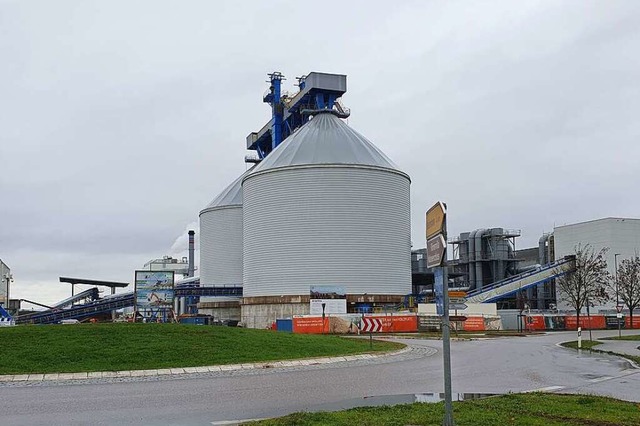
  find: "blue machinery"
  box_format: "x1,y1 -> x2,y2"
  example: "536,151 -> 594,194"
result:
17,292 -> 136,325
246,72 -> 349,161
175,283 -> 243,315
0,304 -> 14,326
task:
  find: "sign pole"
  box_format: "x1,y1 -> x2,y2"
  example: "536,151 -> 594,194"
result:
426,201 -> 454,426
441,218 -> 454,426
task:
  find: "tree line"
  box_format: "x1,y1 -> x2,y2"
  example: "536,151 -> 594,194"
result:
556,245 -> 640,328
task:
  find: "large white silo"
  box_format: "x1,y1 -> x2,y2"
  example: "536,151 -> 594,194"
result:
242,112 -> 411,328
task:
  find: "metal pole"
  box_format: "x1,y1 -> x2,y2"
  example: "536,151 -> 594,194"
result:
5,275 -> 10,310
615,253 -> 621,338
586,298 -> 593,342
442,225 -> 454,426
577,327 -> 582,349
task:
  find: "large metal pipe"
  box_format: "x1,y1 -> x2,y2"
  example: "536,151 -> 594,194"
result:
538,234 -> 549,265
468,230 -> 477,289
506,240 -> 516,275
536,233 -> 553,309
474,229 -> 487,290
188,230 -> 195,278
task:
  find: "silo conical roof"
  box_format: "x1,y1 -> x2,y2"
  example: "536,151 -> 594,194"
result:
249,112 -> 405,175
200,167 -> 253,215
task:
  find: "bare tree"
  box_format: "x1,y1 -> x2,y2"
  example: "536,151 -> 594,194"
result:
556,244 -> 611,328
615,254 -> 640,329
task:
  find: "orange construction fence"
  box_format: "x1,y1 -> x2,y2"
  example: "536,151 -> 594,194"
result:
523,315 -> 547,331
565,315 -> 606,330
292,315 -> 417,334
626,316 -> 640,329
292,317 -> 330,334
461,316 -> 485,332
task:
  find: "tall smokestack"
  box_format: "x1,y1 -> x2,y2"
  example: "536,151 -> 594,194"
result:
188,230 -> 195,278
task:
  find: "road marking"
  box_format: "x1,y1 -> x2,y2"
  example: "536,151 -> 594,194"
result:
523,386 -> 565,393
587,376 -> 614,383
211,419 -> 267,425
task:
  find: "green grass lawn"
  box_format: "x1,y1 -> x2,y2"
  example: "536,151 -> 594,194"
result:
0,324 -> 402,374
561,339 -> 640,366
602,333 -> 640,341
561,340 -> 603,350
251,393 -> 640,426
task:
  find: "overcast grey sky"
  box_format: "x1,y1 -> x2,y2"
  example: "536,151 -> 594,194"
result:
1,1 -> 639,304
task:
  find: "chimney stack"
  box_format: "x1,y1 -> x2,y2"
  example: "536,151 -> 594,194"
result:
188,230 -> 195,278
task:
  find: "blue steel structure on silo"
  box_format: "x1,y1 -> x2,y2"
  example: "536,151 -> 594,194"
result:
246,72 -> 350,161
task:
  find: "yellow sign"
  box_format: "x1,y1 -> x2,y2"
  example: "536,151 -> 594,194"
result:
426,202 -> 446,239
448,291 -> 467,298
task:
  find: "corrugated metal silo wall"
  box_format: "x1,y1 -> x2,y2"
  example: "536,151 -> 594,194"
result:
243,166 -> 411,297
199,206 -> 243,287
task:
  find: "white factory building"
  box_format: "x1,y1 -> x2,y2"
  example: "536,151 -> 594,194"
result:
1,259 -> 10,308
553,217 -> 640,313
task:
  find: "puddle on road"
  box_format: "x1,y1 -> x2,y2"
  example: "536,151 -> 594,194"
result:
311,393 -> 498,412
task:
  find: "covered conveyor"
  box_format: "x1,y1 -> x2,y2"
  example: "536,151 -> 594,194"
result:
466,256 -> 575,303
16,292 -> 136,325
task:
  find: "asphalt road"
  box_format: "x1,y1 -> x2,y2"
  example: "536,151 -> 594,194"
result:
1,330 -> 638,425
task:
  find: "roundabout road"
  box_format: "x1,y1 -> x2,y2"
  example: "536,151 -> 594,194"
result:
0,330 -> 638,425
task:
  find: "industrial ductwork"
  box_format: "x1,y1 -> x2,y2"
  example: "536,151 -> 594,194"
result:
474,229 -> 487,290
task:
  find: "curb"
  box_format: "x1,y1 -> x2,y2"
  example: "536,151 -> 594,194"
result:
0,346 -> 412,383
555,340 -> 640,369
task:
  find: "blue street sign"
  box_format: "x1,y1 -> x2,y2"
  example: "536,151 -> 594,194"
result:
434,267 -> 444,316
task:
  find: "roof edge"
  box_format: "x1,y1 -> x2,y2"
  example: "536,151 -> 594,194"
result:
242,163 -> 411,184
199,204 -> 243,216
554,217 -> 640,230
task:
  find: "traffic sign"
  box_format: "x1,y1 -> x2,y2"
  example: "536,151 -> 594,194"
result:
426,202 -> 446,239
617,313 -> 623,319
361,317 -> 382,333
434,267 -> 444,316
449,303 -> 468,311
448,291 -> 467,299
449,315 -> 468,322
616,305 -> 624,313
427,234 -> 446,268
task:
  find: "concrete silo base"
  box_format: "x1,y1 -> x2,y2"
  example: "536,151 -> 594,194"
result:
197,301 -> 241,322
241,296 -> 310,329
241,295 -> 404,329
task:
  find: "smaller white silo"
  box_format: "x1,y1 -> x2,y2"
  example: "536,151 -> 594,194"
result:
198,168 -> 253,320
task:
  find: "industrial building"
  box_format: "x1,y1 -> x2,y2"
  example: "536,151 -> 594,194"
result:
552,217 -> 640,313
449,228 -> 523,290
9,70 -> 639,331
196,72 -> 640,329
143,256 -> 191,276
1,259 -> 11,309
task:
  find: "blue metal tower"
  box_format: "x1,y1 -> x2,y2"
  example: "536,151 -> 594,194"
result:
246,71 -> 350,161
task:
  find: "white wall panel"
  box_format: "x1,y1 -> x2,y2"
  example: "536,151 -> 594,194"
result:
554,218 -> 640,312
243,165 -> 411,297
199,206 -> 243,286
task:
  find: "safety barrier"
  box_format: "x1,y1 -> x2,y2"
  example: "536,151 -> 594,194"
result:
289,314 -> 418,334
